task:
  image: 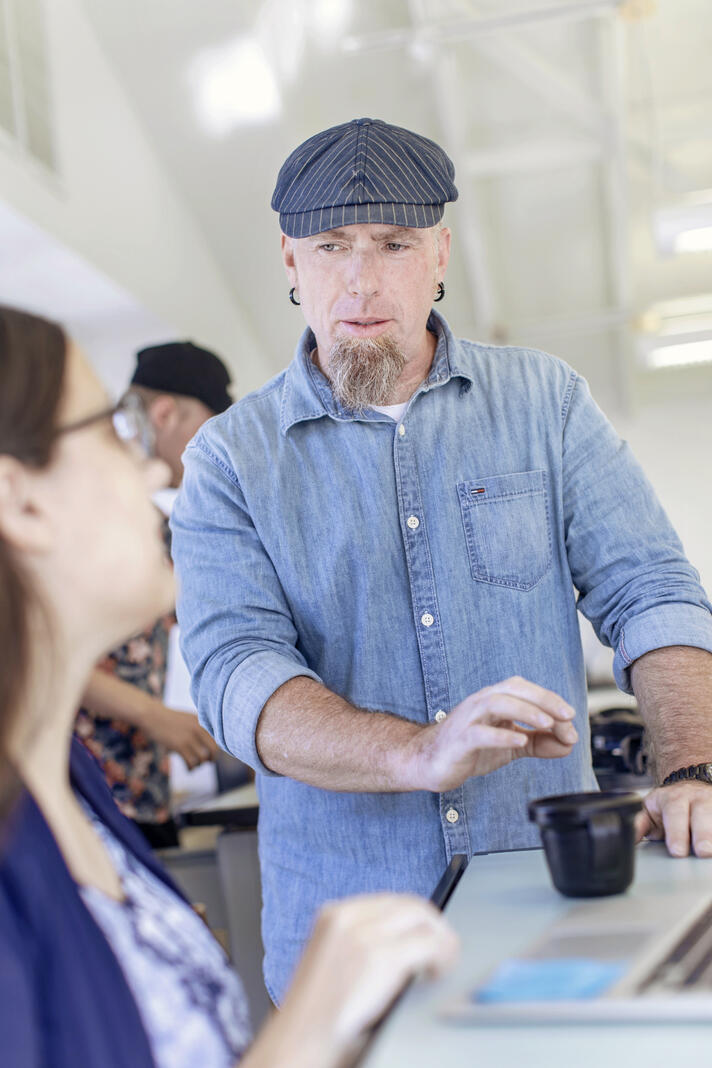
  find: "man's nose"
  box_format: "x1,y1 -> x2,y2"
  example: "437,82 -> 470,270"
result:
347,251 -> 380,298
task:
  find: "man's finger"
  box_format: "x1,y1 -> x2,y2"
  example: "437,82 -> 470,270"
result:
550,719 -> 579,746
634,808 -> 656,842
465,723 -> 528,751
468,694 -> 578,740
470,693 -> 558,732
482,677 -> 576,721
660,793 -> 692,857
689,795 -> 712,857
524,732 -> 576,760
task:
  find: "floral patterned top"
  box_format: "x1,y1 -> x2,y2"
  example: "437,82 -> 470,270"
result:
79,798 -> 252,1067
75,612 -> 176,824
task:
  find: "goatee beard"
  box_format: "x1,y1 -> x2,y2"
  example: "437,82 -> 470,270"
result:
327,333 -> 406,412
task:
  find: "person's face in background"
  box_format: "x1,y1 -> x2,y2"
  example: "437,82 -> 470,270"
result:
144,393 -> 215,487
26,344 -> 174,658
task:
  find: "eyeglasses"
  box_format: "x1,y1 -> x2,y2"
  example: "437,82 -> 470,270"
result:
55,392 -> 156,460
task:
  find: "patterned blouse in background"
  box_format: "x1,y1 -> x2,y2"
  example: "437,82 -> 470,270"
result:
75,612 -> 176,825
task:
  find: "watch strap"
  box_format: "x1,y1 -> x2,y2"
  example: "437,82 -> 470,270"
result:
662,762 -> 712,787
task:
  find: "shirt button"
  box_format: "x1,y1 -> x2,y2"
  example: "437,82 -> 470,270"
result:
435,709 -> 447,723
398,424 -> 406,437
446,807 -> 459,824
421,612 -> 434,627
406,515 -> 420,530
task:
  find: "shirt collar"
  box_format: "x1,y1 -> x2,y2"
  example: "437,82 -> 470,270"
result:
279,310 -> 474,435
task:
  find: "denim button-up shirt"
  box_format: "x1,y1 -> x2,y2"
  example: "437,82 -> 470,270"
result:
171,311 -> 712,1001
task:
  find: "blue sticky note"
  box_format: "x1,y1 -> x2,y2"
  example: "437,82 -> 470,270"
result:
473,958 -> 626,1003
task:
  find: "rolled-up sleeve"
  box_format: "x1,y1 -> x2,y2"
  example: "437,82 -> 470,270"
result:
561,373 -> 712,692
170,436 -> 321,776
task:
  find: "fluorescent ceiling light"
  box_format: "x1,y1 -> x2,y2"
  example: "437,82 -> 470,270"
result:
647,293 -> 712,320
674,226 -> 712,253
646,339 -> 712,369
309,0 -> 352,45
653,191 -> 712,256
636,294 -> 712,370
189,36 -> 281,136
635,294 -> 712,335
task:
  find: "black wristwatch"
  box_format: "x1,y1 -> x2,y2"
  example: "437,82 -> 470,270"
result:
662,762 -> 712,787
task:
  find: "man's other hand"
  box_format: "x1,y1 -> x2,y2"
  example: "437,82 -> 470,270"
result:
636,781 -> 712,858
408,676 -> 578,793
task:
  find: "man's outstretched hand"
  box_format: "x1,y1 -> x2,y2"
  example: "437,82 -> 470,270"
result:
407,676 -> 579,793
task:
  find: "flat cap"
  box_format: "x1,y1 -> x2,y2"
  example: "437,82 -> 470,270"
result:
130,341 -> 232,414
272,117 -> 458,238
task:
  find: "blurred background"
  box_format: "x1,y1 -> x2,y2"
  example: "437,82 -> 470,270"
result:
0,0 -> 710,590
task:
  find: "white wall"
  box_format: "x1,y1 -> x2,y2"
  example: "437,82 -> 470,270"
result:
615,383 -> 712,596
0,0 -> 267,394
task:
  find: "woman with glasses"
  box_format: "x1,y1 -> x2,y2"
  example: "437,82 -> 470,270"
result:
0,305 -> 457,1068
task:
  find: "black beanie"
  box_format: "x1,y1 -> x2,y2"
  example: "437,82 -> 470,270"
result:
130,341 -> 232,414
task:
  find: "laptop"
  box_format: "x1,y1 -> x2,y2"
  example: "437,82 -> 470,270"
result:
444,880 -> 712,1024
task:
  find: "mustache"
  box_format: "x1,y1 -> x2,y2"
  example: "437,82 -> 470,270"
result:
328,334 -> 406,412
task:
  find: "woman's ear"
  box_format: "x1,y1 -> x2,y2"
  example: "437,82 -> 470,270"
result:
0,457 -> 53,555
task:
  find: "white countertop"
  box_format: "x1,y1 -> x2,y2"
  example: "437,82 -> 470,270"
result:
362,843 -> 712,1067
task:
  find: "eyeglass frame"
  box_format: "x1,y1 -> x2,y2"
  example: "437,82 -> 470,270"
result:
54,391 -> 156,460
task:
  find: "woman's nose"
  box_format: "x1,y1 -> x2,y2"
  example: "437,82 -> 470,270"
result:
145,457 -> 171,493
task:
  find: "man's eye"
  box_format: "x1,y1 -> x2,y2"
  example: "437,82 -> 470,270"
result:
386,243 -> 407,251
319,243 -> 340,252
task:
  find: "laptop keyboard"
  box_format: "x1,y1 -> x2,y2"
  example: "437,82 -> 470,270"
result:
639,901 -> 712,992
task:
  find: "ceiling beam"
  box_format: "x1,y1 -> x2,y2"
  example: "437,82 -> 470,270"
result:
464,139 -> 603,177
510,306 -> 629,338
465,17 -> 687,190
407,0 -> 497,337
596,10 -> 634,411
344,1 -> 624,53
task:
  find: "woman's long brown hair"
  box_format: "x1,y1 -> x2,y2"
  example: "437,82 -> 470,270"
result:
0,305 -> 67,819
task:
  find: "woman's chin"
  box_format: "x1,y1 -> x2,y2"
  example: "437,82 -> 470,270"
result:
112,578 -> 175,646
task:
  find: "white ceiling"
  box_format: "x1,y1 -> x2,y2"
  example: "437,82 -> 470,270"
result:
0,199 -> 175,396
79,0 -> 712,412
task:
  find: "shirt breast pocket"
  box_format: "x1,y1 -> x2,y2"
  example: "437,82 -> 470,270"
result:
457,470 -> 552,591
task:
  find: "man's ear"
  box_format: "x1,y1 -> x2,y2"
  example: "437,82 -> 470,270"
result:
147,394 -> 178,432
0,456 -> 53,554
281,235 -> 298,287
437,226 -> 452,279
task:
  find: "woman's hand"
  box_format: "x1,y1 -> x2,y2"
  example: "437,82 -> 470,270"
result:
243,893 -> 458,1068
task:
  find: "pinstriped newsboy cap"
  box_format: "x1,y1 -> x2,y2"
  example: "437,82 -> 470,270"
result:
271,117 -> 458,238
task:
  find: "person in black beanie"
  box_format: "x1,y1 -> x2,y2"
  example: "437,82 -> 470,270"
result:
128,340 -> 233,488
75,340 -> 232,848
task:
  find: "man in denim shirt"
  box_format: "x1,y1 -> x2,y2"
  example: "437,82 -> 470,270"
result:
171,119 -> 712,1002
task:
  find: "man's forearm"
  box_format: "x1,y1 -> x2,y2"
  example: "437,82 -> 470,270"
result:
631,645 -> 712,782
256,677 -> 425,792
256,674 -> 578,793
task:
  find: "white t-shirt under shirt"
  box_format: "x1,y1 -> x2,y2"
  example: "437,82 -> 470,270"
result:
370,402 -> 408,422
